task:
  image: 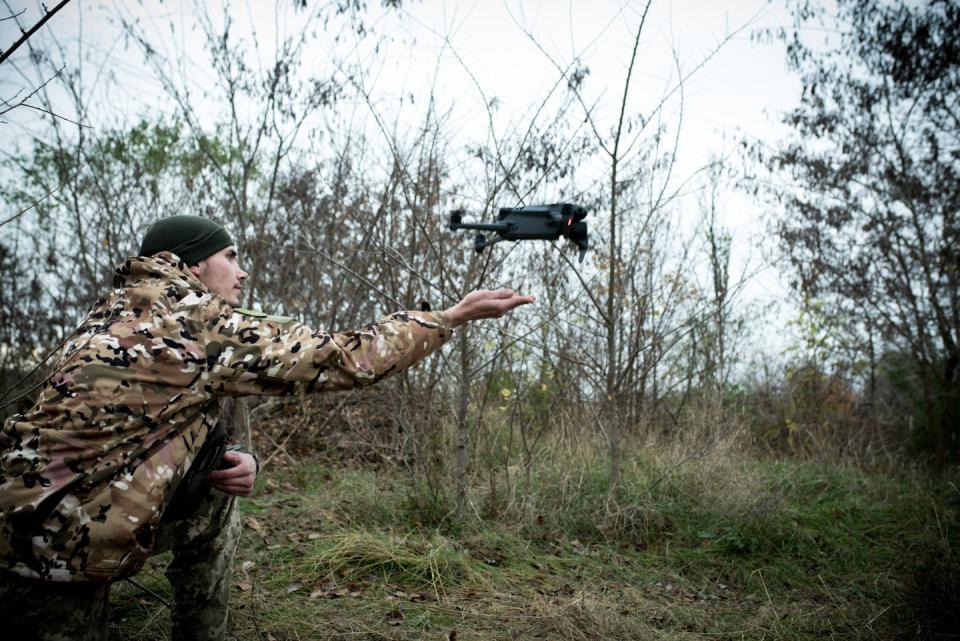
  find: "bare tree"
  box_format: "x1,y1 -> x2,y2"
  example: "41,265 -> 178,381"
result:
750,0 -> 960,467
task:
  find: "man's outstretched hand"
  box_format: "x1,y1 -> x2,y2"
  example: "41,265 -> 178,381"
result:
443,289 -> 535,328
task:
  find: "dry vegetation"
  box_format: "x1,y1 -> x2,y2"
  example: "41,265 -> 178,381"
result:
108,398 -> 959,640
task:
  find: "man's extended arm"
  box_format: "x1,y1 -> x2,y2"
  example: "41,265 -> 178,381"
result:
204,307 -> 452,396
203,289 -> 532,397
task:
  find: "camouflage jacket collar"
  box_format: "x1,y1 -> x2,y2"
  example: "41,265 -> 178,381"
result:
112,252 -> 210,299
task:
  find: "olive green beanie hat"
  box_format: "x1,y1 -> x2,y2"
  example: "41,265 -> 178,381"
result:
139,215 -> 233,266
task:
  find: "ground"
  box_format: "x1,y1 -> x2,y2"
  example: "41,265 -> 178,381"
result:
109,450 -> 960,640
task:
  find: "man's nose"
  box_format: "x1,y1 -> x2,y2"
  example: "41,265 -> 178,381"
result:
238,269 -> 248,281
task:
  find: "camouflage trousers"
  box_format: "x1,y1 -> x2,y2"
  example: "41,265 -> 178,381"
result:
1,490 -> 240,641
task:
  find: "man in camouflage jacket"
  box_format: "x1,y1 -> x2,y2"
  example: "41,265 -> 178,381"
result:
0,215 -> 533,640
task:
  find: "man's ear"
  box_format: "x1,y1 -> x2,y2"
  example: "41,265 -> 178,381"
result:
188,263 -> 203,277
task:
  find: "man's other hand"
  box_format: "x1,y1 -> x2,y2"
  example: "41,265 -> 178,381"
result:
208,451 -> 257,496
443,289 -> 535,328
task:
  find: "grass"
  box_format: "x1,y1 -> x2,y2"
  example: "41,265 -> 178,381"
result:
109,439 -> 960,640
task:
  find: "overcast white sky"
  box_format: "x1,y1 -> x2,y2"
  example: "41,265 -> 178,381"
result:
2,1 -> 800,173
1,0 -> 804,356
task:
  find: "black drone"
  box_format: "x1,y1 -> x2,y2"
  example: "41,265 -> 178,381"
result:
449,203 -> 589,262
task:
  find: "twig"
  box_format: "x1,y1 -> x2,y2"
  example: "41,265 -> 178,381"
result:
0,333 -> 71,409
259,421 -> 298,466
124,577 -> 172,609
0,64 -> 65,115
753,569 -> 781,624
554,244 -> 608,324
249,398 -> 287,418
377,245 -> 458,304
0,0 -> 72,66
289,240 -> 405,309
0,63 -> 82,127
1,8 -> 24,21
261,392 -> 354,469
7,101 -> 91,127
250,557 -> 263,641
0,179 -> 68,228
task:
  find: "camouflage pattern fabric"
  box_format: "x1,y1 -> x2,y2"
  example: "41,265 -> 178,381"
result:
0,490 -> 237,641
0,252 -> 452,583
154,490 -> 240,641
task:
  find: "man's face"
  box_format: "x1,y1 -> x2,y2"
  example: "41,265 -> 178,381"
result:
189,246 -> 248,306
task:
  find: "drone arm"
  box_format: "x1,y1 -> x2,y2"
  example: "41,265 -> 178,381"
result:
452,221 -> 512,233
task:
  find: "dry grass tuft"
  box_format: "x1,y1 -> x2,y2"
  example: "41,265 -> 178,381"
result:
290,530 -> 479,595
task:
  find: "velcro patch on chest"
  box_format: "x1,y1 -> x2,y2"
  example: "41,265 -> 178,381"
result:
234,307 -> 295,324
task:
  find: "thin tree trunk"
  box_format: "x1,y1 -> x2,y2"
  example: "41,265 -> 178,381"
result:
606,163 -> 621,499
937,352 -> 959,470
455,327 -> 469,520
605,1 -> 649,503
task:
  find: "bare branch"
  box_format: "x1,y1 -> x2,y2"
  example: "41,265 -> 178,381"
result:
0,179 -> 68,228
1,8 -> 25,21
3,100 -> 91,127
0,0 -> 72,66
288,240 -> 405,309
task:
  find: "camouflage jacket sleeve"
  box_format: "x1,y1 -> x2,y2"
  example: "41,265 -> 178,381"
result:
200,305 -> 452,396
